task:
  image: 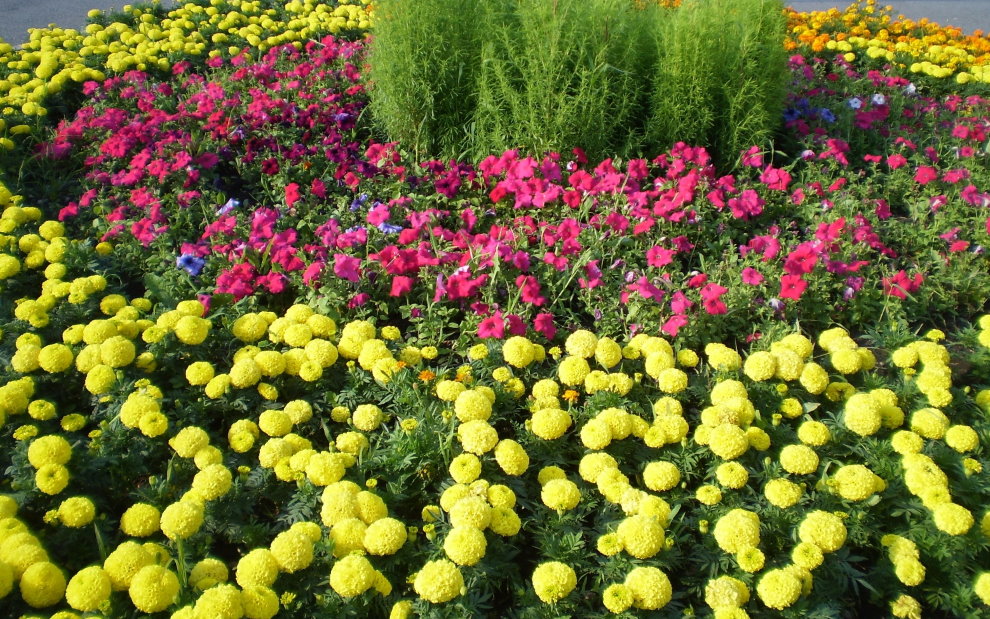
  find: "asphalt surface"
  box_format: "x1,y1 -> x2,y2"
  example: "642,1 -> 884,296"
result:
0,0 -> 987,46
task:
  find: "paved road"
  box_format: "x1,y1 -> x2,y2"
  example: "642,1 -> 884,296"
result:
0,0 -> 987,46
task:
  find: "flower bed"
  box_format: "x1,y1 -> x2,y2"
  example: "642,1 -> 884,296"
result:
0,0 -> 988,617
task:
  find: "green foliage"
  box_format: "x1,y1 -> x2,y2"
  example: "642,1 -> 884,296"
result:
366,0 -> 488,160
367,0 -> 787,166
648,0 -> 788,169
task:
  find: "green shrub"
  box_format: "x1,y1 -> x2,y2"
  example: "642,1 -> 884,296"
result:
472,0 -> 658,162
368,0 -> 788,167
648,0 -> 788,168
366,0 -> 488,160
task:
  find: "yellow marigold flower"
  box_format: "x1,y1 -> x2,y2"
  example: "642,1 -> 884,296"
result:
502,336 -> 536,368
35,463 -> 70,495
799,362 -> 829,394
780,444 -> 819,475
933,502 -> 973,535
843,393 -> 882,436
531,561 -> 576,603
27,434 -> 71,468
830,464 -> 885,501
541,479 -> 581,512
104,542 -> 154,591
493,439 -> 529,476
656,367 -> 688,393
20,561 -> 66,608
448,495 -> 492,530
756,568 -> 802,610
129,564 -> 179,613
910,407 -> 949,439
270,530 -> 313,573
457,420 -> 498,455
975,572 -> 990,606
705,343 -> 742,371
241,585 -> 279,618
708,424 -> 749,460
194,583 -> 243,619
443,526 -> 487,566
65,565 -> 111,612
792,541 -> 824,570
490,506 -> 522,537
945,425 -> 979,452
617,515 -> 664,559
891,346 -> 918,368
170,426 -> 210,458
454,389 -> 492,423
624,566 -> 671,610
414,559 -> 463,603
643,461 -> 681,492
530,407 -> 572,440
120,503 -> 161,537
557,355 -> 590,386
448,453 -> 482,484
705,575 -> 750,610
57,496 -> 95,527
236,549 -> 279,588
602,583 -> 634,613
329,554 -> 376,597
715,462 -> 749,489
160,501 -> 204,540
364,517 -> 407,556
736,546 -> 766,573
713,509 -> 761,554
798,511 -> 847,552
890,594 -> 922,619
891,430 -> 924,454
797,420 -> 830,446
764,478 -> 802,508
174,315 -> 211,345
744,351 -> 776,381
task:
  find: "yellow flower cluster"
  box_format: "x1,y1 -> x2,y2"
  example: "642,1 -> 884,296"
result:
0,0 -> 372,128
785,0 -> 990,81
882,534 -> 926,586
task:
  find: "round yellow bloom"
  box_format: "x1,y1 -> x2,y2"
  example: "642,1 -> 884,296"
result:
798,511 -> 847,552
830,465 -> 885,501
797,420 -> 831,446
764,478 -> 802,508
236,549 -> 279,588
174,315 -> 211,345
192,464 -> 233,501
595,337 -> 622,368
541,479 -> 581,512
443,526 -> 487,566
120,503 -> 160,537
792,541 -> 824,570
708,424 -> 749,460
129,564 -> 179,613
28,434 -> 71,468
170,426 -> 210,458
557,355 -> 590,386
20,561 -> 65,608
643,461 -> 681,492
57,496 -> 95,527
160,501 -> 204,540
270,530 -> 313,573
910,408 -> 949,440
532,561 -> 577,603
65,565 -> 111,611
241,584 -> 279,619
414,559 -> 464,603
744,351 -> 777,381
933,502 -> 974,535
756,568 -> 801,610
716,462 -> 749,489
35,463 -> 70,495
104,542 -> 154,590
364,517 -> 407,556
330,554 -> 376,597
843,393 -> 882,436
623,566 -> 671,610
617,515 -> 664,559
799,362 -> 829,394
493,439 -> 529,476
945,425 -> 979,452
458,420 -> 498,454
713,509 -> 761,554
194,583 -> 243,619
603,583 -> 633,613
502,336 -> 535,368
454,390 -> 491,423
779,444 -> 819,475
448,496 -> 492,530
705,575 -> 750,610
